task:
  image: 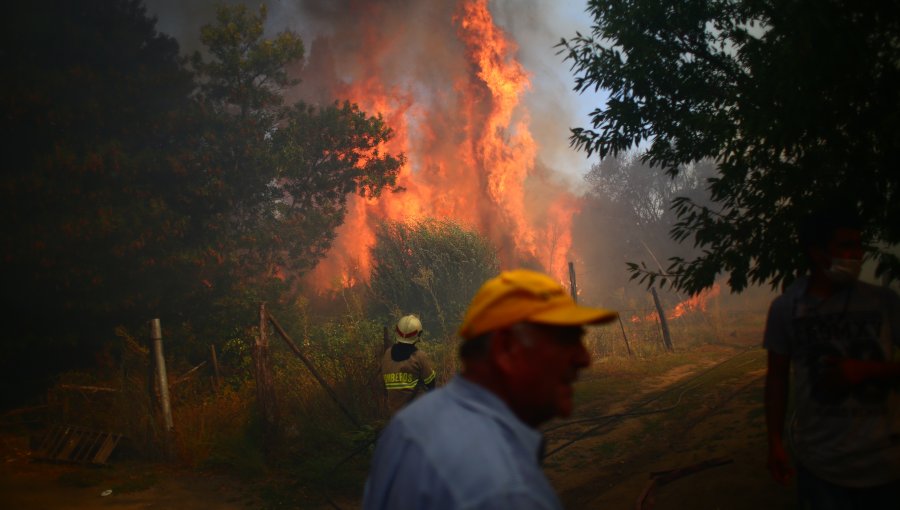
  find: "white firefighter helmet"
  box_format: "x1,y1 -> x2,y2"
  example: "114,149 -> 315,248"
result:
395,315 -> 423,344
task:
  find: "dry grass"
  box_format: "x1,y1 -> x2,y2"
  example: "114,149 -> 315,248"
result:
39,302 -> 769,508
171,385 -> 254,468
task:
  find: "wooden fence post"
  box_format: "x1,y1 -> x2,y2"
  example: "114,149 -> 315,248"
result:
568,261 -> 578,303
150,319 -> 174,456
266,310 -> 361,428
650,288 -> 675,352
616,315 -> 634,357
255,303 -> 279,447
210,344 -> 221,393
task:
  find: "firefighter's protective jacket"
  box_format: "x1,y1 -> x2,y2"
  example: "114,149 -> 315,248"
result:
381,343 -> 436,414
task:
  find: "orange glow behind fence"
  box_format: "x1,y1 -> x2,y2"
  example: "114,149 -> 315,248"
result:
305,0 -> 577,291
630,284 -> 721,323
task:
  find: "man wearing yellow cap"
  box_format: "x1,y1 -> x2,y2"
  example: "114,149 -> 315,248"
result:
363,269 -> 617,510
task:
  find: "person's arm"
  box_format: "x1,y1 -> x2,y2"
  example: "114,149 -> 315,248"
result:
824,358 -> 900,385
825,285 -> 900,386
765,350 -> 794,485
414,349 -> 436,391
421,355 -> 436,391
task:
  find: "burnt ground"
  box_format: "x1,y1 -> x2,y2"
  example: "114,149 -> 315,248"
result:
544,340 -> 796,509
0,329 -> 796,509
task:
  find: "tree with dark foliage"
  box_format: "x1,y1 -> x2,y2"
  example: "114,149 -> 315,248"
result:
2,0 -> 198,406
0,1 -> 403,408
187,4 -> 404,310
559,0 -> 900,294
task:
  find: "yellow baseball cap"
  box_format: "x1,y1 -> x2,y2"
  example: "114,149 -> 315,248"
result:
458,269 -> 618,340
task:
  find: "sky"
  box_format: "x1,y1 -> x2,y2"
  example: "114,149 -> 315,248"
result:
143,0 -> 608,190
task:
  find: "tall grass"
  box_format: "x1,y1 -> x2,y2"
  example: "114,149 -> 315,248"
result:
172,384 -> 260,472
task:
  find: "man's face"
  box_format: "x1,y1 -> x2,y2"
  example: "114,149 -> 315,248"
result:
809,228 -> 863,280
826,228 -> 863,261
809,227 -> 863,276
504,323 -> 591,427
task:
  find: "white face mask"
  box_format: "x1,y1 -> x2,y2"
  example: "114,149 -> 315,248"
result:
825,257 -> 861,284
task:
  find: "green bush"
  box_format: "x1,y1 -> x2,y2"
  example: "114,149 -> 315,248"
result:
369,218 -> 499,339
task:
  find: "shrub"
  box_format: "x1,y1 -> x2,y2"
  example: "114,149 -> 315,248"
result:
369,218 -> 499,339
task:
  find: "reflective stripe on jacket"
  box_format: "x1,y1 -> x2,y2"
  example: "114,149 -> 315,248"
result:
381,344 -> 435,414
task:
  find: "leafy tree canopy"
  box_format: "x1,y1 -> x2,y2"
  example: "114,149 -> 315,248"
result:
0,0 -> 404,406
191,3 -> 303,116
272,101 -> 406,278
1,0 -> 199,406
189,4 -> 404,300
369,219 -> 499,339
559,0 -> 900,293
2,0 -> 196,318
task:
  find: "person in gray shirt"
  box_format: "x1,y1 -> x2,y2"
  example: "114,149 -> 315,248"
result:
764,206 -> 900,509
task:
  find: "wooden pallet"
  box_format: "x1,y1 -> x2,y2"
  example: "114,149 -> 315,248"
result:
32,425 -> 122,465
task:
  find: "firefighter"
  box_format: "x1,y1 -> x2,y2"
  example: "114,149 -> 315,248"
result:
381,314 -> 436,414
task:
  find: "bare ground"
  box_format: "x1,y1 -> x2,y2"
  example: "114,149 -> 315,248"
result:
545,342 -> 796,509
0,435 -> 261,509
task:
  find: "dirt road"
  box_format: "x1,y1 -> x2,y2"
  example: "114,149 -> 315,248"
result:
545,345 -> 797,509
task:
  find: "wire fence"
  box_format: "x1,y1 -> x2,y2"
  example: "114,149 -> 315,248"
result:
586,306 -> 725,358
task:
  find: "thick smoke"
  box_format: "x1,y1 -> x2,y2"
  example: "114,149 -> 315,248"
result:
145,0 -> 592,164
144,0 -> 593,286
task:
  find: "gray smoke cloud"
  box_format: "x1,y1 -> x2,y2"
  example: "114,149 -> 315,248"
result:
144,0 -> 610,286
143,0 -> 601,186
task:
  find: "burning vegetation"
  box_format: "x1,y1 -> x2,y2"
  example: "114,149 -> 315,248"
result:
2,1 -> 812,508
294,0 -> 578,290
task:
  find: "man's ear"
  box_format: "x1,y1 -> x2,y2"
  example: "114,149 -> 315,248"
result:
489,328 -> 520,375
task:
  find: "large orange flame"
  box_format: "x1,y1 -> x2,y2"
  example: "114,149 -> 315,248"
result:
306,0 -> 577,290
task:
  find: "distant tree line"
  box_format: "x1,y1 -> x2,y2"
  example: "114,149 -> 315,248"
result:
573,153 -> 715,302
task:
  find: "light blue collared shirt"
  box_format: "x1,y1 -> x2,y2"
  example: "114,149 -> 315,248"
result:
363,375 -> 562,510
